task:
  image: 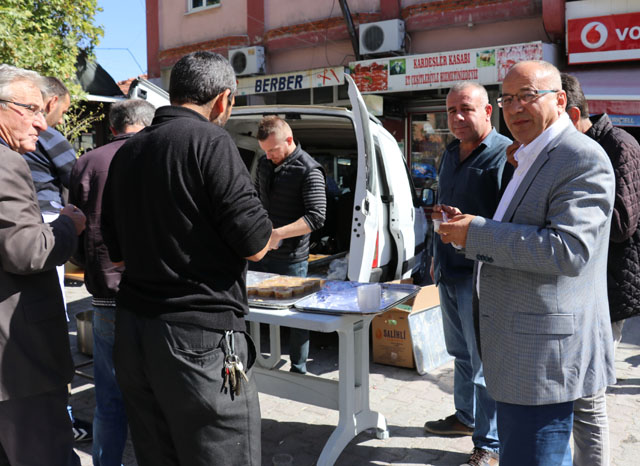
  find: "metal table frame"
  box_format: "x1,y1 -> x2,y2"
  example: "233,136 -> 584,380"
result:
246,307 -> 389,466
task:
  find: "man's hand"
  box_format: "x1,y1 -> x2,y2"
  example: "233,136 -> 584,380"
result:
432,204 -> 462,220
437,214 -> 475,248
268,228 -> 284,250
60,204 -> 86,235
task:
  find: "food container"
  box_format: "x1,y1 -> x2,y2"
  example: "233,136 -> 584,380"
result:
75,310 -> 94,356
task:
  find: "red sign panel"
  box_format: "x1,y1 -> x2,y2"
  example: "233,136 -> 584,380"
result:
567,12 -> 640,64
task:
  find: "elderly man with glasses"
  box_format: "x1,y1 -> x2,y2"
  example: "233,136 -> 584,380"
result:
437,60 -> 616,465
0,64 -> 85,465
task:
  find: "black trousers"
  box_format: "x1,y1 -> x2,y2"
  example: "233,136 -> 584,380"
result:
114,307 -> 261,466
0,387 -> 79,466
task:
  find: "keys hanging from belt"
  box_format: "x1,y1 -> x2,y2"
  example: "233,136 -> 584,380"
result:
222,331 -> 248,396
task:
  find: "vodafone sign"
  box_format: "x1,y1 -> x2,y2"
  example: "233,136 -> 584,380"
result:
568,12 -> 640,63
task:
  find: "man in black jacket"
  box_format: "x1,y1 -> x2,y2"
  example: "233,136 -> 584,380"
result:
101,52 -> 274,466
563,73 -> 640,466
254,116 -> 326,374
69,98 -> 155,466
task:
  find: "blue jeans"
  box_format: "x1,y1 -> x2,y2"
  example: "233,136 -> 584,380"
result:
92,306 -> 128,466
438,277 -> 499,452
251,257 -> 309,373
497,401 -> 573,466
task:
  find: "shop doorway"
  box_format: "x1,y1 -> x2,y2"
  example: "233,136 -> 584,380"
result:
408,112 -> 455,196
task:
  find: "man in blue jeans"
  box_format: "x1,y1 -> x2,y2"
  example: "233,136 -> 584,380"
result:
426,82 -> 512,466
252,116 -> 326,374
70,98 -> 156,465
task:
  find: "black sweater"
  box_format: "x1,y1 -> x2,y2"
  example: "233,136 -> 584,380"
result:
102,106 -> 272,330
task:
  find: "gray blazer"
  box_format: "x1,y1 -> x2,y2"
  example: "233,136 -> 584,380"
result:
0,144 -> 78,401
466,126 -> 616,406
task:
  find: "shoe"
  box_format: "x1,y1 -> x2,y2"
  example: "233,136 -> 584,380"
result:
72,418 -> 93,443
460,447 -> 499,466
424,414 -> 473,436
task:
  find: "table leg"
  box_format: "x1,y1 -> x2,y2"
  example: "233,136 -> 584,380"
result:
249,321 -> 282,369
354,317 -> 389,440
316,317 -> 388,466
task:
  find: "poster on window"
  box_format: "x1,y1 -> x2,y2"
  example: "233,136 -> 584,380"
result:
349,41 -> 551,94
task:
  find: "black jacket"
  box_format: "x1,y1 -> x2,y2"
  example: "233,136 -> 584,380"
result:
255,144 -> 325,262
587,114 -> 640,322
101,106 -> 272,331
70,134 -> 133,302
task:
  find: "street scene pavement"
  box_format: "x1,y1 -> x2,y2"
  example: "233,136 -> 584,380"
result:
66,282 -> 640,466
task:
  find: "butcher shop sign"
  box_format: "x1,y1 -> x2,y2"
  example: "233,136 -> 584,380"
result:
348,41 -> 548,94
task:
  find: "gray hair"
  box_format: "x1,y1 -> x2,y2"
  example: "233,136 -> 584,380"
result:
169,51 -> 237,106
448,81 -> 489,106
109,99 -> 156,133
0,64 -> 45,105
41,76 -> 69,99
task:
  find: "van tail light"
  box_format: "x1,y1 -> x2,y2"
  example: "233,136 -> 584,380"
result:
371,231 -> 379,269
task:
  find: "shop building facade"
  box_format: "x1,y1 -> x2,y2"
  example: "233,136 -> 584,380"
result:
145,0 -> 639,190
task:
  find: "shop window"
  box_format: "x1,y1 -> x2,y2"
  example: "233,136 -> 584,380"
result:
337,83 -> 349,101
276,89 -> 310,105
312,86 -> 334,104
234,95 -> 247,107
409,113 -> 455,192
189,0 -> 220,12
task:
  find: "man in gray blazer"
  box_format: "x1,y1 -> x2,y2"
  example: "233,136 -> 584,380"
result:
438,60 -> 616,465
0,65 -> 85,465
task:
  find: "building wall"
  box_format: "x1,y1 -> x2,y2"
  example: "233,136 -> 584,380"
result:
265,0 -> 377,30
159,1 -> 247,51
408,17 -> 548,55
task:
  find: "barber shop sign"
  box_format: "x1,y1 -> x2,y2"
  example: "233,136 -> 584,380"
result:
568,11 -> 640,64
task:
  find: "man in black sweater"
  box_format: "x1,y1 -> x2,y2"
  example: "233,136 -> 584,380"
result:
253,116 -> 326,374
70,98 -> 155,465
101,52 -> 273,466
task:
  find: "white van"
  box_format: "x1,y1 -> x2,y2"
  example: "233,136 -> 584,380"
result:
128,76 -> 428,282
226,76 -> 428,283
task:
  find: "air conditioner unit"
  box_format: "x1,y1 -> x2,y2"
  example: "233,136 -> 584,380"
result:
359,19 -> 405,55
229,46 -> 265,76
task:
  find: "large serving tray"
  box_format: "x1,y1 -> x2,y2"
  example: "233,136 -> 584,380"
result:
294,281 -> 420,315
247,271 -> 420,314
247,271 -> 319,309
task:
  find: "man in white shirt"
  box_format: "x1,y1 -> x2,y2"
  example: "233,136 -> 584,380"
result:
437,60 -> 616,465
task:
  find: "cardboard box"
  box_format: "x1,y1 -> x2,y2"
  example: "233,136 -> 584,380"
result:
372,285 -> 452,373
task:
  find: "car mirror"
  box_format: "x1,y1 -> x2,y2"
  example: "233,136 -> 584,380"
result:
421,187 -> 435,207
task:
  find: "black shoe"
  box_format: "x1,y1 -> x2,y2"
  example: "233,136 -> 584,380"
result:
424,413 -> 473,436
72,418 -> 93,442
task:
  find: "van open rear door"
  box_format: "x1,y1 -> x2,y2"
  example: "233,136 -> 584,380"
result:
345,75 -> 379,282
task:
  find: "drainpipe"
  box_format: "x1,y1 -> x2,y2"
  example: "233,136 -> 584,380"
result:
542,0 -> 566,43
339,0 -> 361,61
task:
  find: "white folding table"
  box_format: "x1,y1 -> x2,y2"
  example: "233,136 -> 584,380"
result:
246,307 -> 389,466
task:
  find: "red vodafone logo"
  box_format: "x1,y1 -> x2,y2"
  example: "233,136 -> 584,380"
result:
581,21 -> 608,49
568,11 -> 640,64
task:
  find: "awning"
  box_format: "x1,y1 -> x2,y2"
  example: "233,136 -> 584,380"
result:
567,66 -> 640,119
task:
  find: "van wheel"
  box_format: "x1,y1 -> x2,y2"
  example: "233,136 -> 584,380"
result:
412,254 -> 432,286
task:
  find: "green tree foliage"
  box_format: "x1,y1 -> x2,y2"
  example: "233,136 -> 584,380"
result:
0,0 -> 104,141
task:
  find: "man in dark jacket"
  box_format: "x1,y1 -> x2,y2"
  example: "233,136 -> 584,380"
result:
0,64 -> 85,466
563,73 -> 640,466
69,98 -> 155,466
253,116 -> 326,374
101,52 -> 274,466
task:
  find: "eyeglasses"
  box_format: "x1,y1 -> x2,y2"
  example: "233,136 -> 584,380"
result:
0,99 -> 46,118
496,90 -> 559,108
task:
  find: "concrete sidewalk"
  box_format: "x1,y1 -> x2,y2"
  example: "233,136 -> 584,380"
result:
65,283 -> 640,466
